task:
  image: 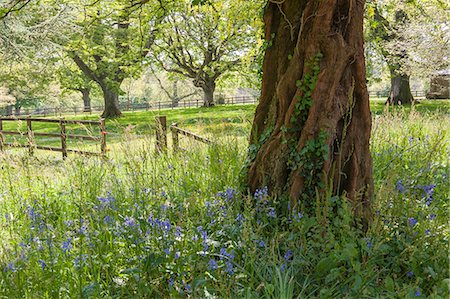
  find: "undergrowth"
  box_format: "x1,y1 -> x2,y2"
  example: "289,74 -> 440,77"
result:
0,109 -> 448,298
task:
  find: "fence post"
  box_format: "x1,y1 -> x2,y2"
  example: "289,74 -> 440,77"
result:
155,116 -> 167,153
27,116 -> 34,156
99,118 -> 107,158
60,118 -> 67,159
171,123 -> 179,152
0,118 -> 3,151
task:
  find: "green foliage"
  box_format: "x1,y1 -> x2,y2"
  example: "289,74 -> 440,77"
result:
0,104 -> 448,297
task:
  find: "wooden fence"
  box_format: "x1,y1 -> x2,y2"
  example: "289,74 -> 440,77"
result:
154,116 -> 212,153
0,117 -> 106,159
0,96 -> 259,117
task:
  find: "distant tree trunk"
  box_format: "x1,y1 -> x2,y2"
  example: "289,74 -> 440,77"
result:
5,105 -> 13,116
202,81 -> 215,107
247,0 -> 373,222
80,88 -> 92,112
14,105 -> 21,116
386,68 -> 413,105
172,79 -> 179,108
101,86 -> 122,118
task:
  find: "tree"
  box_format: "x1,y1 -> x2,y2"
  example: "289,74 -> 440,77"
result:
57,58 -> 96,112
366,0 -> 449,104
151,70 -> 200,107
66,1 -> 168,118
367,5 -> 414,104
153,0 -> 263,106
246,1 -> 373,222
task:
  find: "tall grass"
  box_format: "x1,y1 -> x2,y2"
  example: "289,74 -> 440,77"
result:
0,108 -> 448,298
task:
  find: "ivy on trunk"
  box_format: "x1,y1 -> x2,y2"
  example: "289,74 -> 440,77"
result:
247,0 -> 373,223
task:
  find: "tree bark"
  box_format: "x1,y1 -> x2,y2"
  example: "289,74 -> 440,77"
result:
247,0 -> 373,222
386,68 -> 413,105
202,81 -> 215,107
14,105 -> 21,116
5,105 -> 13,116
101,86 -> 122,118
80,88 -> 92,112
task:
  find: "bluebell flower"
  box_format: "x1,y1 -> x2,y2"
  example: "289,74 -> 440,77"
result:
168,277 -> 174,286
225,187 -> 235,201
73,254 -> 88,267
175,226 -> 182,238
7,262 -> 16,272
254,186 -> 268,201
415,288 -> 421,297
396,180 -> 405,193
236,213 -> 244,223
124,216 -> 136,227
164,248 -> 170,256
293,212 -> 304,221
175,252 -> 180,259
408,218 -> 418,227
267,207 -> 276,218
428,214 -> 436,221
366,239 -> 373,249
407,271 -> 414,277
38,260 -> 46,270
208,259 -> 218,270
104,215 -> 111,224
258,240 -> 266,248
225,261 -> 234,275
425,229 -> 431,236
62,238 -> 72,253
185,284 -> 191,292
284,250 -> 293,262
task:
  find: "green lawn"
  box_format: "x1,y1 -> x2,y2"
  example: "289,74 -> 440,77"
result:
1,100 -> 448,152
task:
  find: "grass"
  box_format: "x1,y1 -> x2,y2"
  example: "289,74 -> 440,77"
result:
0,100 -> 448,298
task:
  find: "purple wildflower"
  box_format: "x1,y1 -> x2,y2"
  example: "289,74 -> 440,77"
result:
225,261 -> 234,275
258,240 -> 266,248
208,259 -> 218,270
267,207 -> 276,218
124,216 -> 136,227
38,260 -> 46,270
396,180 -> 405,193
62,238 -> 72,253
407,271 -> 414,277
408,217 -> 418,227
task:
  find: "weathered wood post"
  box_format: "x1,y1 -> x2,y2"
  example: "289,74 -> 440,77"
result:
27,116 -> 34,156
171,123 -> 179,152
0,118 -> 3,151
155,116 -> 167,153
99,118 -> 107,158
60,118 -> 67,159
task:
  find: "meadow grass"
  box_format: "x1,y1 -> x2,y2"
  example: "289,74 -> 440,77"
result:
0,103 -> 448,298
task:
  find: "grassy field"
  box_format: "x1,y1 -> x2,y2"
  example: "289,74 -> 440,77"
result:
0,100 -> 449,298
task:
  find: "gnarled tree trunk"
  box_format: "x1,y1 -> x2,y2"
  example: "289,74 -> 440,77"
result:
101,86 -> 122,118
247,0 -> 373,221
202,81 -> 215,107
386,67 -> 413,105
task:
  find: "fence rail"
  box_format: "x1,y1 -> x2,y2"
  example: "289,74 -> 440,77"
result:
0,96 -> 259,117
0,117 -> 107,159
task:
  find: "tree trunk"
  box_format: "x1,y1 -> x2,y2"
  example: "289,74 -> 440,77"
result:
14,105 -> 21,116
80,88 -> 92,112
202,81 -> 215,107
247,0 -> 373,221
101,86 -> 122,118
172,79 -> 179,108
386,68 -> 413,105
5,105 -> 13,116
